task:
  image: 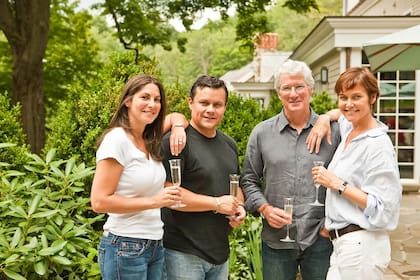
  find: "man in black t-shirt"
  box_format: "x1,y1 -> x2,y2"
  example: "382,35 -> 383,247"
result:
161,75 -> 246,280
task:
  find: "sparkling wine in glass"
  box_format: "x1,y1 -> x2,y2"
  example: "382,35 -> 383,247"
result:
229,174 -> 239,197
280,197 -> 295,242
169,159 -> 185,208
310,160 -> 325,206
227,174 -> 240,218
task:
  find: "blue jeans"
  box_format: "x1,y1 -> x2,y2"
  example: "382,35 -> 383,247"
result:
98,232 -> 164,280
262,237 -> 332,280
164,248 -> 228,280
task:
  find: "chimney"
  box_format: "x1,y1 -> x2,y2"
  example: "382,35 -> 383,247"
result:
254,33 -> 278,82
255,33 -> 278,51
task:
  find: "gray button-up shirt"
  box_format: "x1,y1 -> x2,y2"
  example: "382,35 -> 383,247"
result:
241,108 -> 340,250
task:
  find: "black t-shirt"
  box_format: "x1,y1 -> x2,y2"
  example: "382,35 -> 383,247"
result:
161,125 -> 240,265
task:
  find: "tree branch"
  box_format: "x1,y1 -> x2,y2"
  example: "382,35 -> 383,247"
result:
0,0 -> 19,45
105,0 -> 139,63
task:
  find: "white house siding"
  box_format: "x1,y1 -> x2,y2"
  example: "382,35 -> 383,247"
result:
347,0 -> 420,16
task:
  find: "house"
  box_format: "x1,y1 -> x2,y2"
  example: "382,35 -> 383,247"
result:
223,1 -> 420,191
221,33 -> 291,108
291,1 -> 420,191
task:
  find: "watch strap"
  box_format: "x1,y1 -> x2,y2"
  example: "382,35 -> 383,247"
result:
338,181 -> 348,195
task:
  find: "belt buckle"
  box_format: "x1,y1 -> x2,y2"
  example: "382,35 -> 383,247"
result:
329,229 -> 339,241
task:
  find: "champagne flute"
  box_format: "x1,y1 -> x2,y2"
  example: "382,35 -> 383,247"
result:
309,160 -> 325,206
280,197 -> 295,242
169,159 -> 185,208
227,174 -> 240,218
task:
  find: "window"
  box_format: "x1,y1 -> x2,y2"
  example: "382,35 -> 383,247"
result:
374,71 -> 416,179
252,97 -> 266,109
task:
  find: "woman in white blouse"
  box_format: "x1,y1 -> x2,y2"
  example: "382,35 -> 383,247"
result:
310,67 -> 402,280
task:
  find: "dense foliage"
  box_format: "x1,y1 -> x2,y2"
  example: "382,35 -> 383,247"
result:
44,0 -> 101,116
0,92 -> 30,171
0,147 -> 101,279
45,52 -> 160,168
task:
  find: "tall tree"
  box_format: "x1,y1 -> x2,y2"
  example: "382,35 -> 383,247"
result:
0,0 -> 50,153
97,0 -> 319,60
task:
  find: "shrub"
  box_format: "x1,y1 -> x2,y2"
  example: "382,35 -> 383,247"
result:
45,52 -> 162,169
0,146 -> 102,279
311,91 -> 338,114
0,92 -> 30,171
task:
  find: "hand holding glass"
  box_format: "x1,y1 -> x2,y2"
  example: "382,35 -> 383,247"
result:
280,197 -> 295,242
169,159 -> 185,208
310,161 -> 324,206
227,174 -> 240,218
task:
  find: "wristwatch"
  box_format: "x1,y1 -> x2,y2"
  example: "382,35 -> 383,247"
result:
338,181 -> 348,195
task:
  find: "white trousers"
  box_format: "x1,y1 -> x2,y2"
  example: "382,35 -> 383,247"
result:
327,230 -> 390,280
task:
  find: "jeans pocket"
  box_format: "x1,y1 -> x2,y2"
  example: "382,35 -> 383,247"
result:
118,239 -> 148,257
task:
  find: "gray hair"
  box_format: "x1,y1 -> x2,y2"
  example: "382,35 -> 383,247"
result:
274,59 -> 315,92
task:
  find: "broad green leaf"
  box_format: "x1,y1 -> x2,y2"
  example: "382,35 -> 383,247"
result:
31,178 -> 47,188
44,175 -> 62,184
10,228 -> 22,249
24,237 -> 38,249
50,165 -> 64,177
0,143 -> 16,149
4,170 -> 25,177
51,255 -> 72,265
26,153 -> 44,164
3,268 -> 26,280
32,209 -> 59,218
66,242 -> 77,253
54,215 -> 64,226
4,254 -> 19,264
28,194 -> 42,216
23,165 -> 44,173
9,206 -> 27,218
34,260 -> 47,275
0,235 -> 9,247
45,224 -> 61,237
38,240 -> 67,256
62,221 -> 74,234
41,233 -> 48,248
27,225 -> 45,234
46,149 -> 56,164
65,158 -> 75,176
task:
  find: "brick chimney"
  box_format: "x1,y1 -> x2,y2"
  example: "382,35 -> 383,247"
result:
254,33 -> 278,82
255,33 -> 278,51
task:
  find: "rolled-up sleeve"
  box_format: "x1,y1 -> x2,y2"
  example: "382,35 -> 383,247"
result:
363,148 -> 402,230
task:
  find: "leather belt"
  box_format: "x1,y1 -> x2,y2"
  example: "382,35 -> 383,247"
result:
329,224 -> 363,240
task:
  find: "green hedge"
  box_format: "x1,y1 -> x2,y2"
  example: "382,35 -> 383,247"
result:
0,92 -> 30,171
0,147 -> 101,279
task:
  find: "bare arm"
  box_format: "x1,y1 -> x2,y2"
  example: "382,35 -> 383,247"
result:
164,181 -> 238,216
306,109 -> 341,154
312,166 -> 367,209
91,159 -> 181,213
163,112 -> 189,156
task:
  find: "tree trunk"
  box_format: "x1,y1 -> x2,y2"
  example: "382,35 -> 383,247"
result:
12,50 -> 46,154
0,0 -> 50,153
